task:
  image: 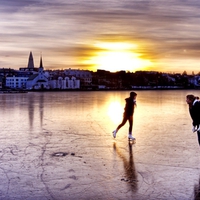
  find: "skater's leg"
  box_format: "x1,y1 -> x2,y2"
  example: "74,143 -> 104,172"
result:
113,116 -> 127,138
128,116 -> 135,140
117,117 -> 127,131
128,116 -> 133,134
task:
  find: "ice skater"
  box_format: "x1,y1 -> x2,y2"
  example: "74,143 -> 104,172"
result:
112,91 -> 137,140
186,94 -> 200,145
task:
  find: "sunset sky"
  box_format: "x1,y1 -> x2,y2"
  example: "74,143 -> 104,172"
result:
0,0 -> 200,73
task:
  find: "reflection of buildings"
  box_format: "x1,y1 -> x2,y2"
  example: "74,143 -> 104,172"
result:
28,94 -> 34,129
39,93 -> 44,127
28,93 -> 44,130
113,142 -> 138,192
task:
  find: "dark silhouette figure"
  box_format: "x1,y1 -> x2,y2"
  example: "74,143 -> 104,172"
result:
113,92 -> 137,140
186,94 -> 200,145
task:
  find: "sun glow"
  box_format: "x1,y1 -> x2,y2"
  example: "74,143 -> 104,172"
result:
107,101 -> 123,124
83,42 -> 152,72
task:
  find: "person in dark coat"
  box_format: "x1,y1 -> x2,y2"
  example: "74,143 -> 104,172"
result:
186,94 -> 200,145
112,92 -> 137,140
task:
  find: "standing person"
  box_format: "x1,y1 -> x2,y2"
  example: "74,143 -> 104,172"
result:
186,94 -> 200,145
112,92 -> 137,140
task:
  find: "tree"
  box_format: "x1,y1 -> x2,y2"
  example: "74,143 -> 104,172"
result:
182,71 -> 187,76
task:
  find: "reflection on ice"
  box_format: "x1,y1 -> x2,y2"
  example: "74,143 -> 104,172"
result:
107,101 -> 123,124
113,142 -> 138,192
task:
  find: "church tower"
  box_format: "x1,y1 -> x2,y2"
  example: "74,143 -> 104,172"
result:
27,51 -> 34,69
38,56 -> 44,79
39,55 -> 43,69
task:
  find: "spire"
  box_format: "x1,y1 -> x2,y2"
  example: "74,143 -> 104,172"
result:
39,56 -> 43,69
27,51 -> 34,69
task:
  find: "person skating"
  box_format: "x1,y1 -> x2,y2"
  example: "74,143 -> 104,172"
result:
112,92 -> 137,140
186,94 -> 200,145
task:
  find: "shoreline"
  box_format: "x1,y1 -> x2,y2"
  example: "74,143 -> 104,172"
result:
1,88 -> 198,93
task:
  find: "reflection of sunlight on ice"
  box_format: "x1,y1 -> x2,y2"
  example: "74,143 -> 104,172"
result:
107,101 -> 124,124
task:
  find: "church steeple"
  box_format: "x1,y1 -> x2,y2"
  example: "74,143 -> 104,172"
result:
27,51 -> 34,69
39,55 -> 44,77
39,56 -> 43,69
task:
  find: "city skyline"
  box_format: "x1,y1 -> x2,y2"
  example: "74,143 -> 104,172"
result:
0,0 -> 200,73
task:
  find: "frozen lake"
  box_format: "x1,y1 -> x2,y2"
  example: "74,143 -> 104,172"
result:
0,90 -> 200,200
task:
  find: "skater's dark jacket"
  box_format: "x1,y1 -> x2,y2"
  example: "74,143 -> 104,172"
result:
124,97 -> 136,117
189,99 -> 200,126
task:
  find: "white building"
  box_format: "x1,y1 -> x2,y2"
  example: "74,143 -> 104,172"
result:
5,53 -> 82,90
6,75 -> 28,89
6,52 -> 40,89
64,69 -> 92,86
49,76 -> 80,89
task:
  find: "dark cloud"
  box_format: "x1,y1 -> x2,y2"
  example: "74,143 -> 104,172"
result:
0,0 -> 39,12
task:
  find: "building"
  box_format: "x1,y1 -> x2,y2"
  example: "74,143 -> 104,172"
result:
49,75 -> 80,89
19,52 -> 39,72
6,74 -> 29,89
0,76 -> 3,89
64,69 -> 92,87
26,56 -> 49,90
4,52 -> 85,90
5,52 -> 45,90
5,52 -> 39,89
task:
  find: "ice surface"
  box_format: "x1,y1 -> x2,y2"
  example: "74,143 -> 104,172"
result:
0,90 -> 199,200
